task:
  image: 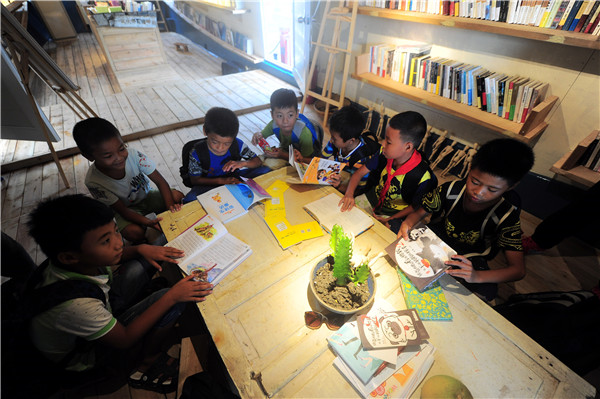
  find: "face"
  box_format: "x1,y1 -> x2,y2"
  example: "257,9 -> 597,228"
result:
206,132 -> 234,156
330,130 -> 357,154
89,136 -> 128,175
272,106 -> 298,134
71,221 -> 124,268
464,168 -> 512,210
382,126 -> 412,163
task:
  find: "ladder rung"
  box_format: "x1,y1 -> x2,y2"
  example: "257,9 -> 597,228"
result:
311,42 -> 351,54
305,90 -> 345,107
329,7 -> 352,14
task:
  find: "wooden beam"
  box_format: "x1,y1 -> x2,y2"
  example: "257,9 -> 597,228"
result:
1,102 -> 271,172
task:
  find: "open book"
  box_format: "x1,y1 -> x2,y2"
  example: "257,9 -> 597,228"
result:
288,144 -> 345,185
303,193 -> 373,237
158,201 -> 207,242
197,177 -> 270,223
165,214 -> 252,286
385,222 -> 457,292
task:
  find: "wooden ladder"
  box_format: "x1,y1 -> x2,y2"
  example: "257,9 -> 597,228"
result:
153,0 -> 169,32
300,0 -> 358,126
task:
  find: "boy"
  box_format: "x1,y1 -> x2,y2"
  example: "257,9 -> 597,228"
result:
252,88 -> 320,167
339,111 -> 437,234
27,194 -> 213,393
320,106 -> 380,193
181,107 -> 269,203
73,117 -> 184,244
399,138 -> 535,302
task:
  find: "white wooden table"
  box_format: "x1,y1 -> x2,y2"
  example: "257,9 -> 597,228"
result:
197,167 -> 596,398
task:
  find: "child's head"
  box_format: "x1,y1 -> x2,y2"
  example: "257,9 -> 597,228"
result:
328,106 -> 365,152
28,195 -> 122,268
465,138 -> 534,207
73,118 -> 126,173
382,111 -> 427,163
203,107 -> 239,156
270,88 -> 298,134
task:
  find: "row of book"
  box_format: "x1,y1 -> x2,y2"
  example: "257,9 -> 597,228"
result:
365,42 -> 549,124
576,131 -> 600,172
358,0 -> 600,34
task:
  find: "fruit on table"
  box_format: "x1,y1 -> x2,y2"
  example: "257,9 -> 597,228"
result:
420,375 -> 473,399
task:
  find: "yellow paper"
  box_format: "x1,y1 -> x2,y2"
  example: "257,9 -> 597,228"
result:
158,201 -> 207,242
266,180 -> 290,196
264,216 -> 301,249
293,221 -> 323,241
264,195 -> 286,218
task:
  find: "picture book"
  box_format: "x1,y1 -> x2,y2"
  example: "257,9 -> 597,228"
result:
263,216 -> 323,250
165,214 -> 252,286
356,310 -> 429,350
385,222 -> 457,292
158,201 -> 207,242
288,145 -> 346,185
327,321 -> 385,384
397,269 -> 453,321
197,178 -> 270,223
303,193 -> 374,237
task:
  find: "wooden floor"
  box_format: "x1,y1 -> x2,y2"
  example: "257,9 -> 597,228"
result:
1,30 -> 599,398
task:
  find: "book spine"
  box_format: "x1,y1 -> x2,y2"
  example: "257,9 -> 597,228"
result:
568,0 -> 588,30
581,1 -> 600,32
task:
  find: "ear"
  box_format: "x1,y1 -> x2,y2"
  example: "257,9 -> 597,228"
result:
57,251 -> 81,266
406,141 -> 415,151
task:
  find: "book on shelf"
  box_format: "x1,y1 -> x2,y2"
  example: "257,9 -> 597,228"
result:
303,193 -> 374,237
557,0 -> 577,29
397,268 -> 453,321
579,1 -> 600,32
584,133 -> 600,169
550,0 -> 571,29
165,214 -> 252,286
356,309 -> 430,350
583,2 -> 600,32
563,0 -> 584,30
578,132 -> 600,167
562,130 -> 600,170
158,200 -> 207,243
385,222 -> 457,292
288,145 -> 346,185
197,178 -> 271,223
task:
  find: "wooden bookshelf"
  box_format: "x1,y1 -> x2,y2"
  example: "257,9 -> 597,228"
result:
550,130 -> 600,187
194,1 -> 248,14
168,4 -> 262,64
351,71 -> 558,143
357,7 -> 600,50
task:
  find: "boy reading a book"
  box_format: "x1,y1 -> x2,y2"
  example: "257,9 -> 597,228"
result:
74,117 -> 184,244
252,88 -> 321,169
181,107 -> 269,203
320,106 -> 380,193
399,138 -> 535,302
28,194 -> 213,393
339,111 -> 437,234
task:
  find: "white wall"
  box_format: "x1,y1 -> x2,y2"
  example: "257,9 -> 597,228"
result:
313,12 -> 600,179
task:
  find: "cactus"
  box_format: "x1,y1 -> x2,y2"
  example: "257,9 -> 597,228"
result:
329,224 -> 370,286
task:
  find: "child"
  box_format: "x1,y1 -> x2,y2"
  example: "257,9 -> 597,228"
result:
73,117 -> 184,244
399,138 -> 535,302
252,88 -> 320,168
339,111 -> 437,234
320,106 -> 380,193
181,107 -> 269,203
27,194 -> 213,393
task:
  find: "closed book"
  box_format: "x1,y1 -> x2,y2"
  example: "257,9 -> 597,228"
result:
503,76 -> 518,119
568,0 -> 589,30
513,79 -> 531,122
573,1 -> 594,31
584,135 -> 600,169
527,81 -> 549,112
538,0 -> 554,26
476,71 -> 492,110
519,81 -> 542,123
543,0 -> 562,27
560,0 -> 582,30
582,1 -> 600,32
578,135 -> 600,166
552,0 -> 572,28
509,77 -> 529,121
398,269 -> 453,321
562,130 -> 600,170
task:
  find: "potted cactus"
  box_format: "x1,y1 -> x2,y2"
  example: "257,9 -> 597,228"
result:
309,225 -> 376,315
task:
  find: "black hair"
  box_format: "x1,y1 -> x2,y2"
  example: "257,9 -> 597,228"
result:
28,194 -> 115,263
471,138 -> 534,186
328,106 -> 365,142
203,107 -> 239,138
73,117 -> 122,158
270,88 -> 298,111
388,111 -> 427,147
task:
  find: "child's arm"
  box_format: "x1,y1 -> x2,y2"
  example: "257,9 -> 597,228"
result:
373,205 -> 416,228
111,200 -> 161,230
97,275 -> 212,349
122,244 -> 185,272
189,175 -> 243,186
223,156 -> 262,172
147,170 -> 181,212
398,207 -> 430,240
339,165 -> 370,211
444,250 -> 526,284
293,149 -> 312,165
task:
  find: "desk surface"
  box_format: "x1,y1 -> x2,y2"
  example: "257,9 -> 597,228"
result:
197,167 -> 595,398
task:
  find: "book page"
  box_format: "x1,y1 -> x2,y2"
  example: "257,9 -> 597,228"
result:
304,193 -> 374,237
197,185 -> 248,223
302,157 -> 346,185
158,201 -> 207,242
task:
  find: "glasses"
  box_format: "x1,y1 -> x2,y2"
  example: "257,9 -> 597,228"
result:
304,311 -> 345,331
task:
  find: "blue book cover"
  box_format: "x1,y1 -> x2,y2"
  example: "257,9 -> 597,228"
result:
327,321 -> 384,384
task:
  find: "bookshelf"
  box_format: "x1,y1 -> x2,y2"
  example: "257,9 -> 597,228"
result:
550,130 -> 600,187
351,71 -> 558,143
194,1 -> 249,14
357,7 -> 600,50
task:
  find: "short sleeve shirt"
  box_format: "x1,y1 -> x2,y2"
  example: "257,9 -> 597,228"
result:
86,148 -> 155,206
421,180 -> 523,258
261,116 -> 315,157
322,139 -> 372,189
188,138 -> 257,178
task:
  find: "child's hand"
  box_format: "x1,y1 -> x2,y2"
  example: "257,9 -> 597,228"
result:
264,147 -> 280,158
223,160 -> 244,172
445,255 -> 477,283
327,172 -> 341,188
169,203 -> 182,212
372,213 -> 391,228
251,132 -> 263,145
219,176 -> 243,185
338,195 -> 355,212
293,149 -> 304,163
144,216 -> 162,229
137,244 -> 185,271
398,221 -> 411,240
168,274 -> 213,303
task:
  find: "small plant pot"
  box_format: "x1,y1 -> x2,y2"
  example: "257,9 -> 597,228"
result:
309,257 -> 376,315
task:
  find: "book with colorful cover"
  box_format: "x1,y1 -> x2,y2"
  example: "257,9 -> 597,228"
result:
397,269 -> 453,321
288,145 -> 346,185
385,222 -> 457,292
158,200 -> 207,243
356,310 -> 429,350
197,178 -> 270,223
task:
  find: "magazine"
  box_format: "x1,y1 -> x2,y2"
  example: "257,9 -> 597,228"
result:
288,144 -> 346,185
165,214 -> 252,286
385,222 -> 457,292
356,309 -> 429,350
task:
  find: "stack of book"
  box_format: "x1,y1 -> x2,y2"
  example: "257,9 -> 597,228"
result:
327,304 -> 435,398
358,1 -> 600,34
575,131 -> 600,172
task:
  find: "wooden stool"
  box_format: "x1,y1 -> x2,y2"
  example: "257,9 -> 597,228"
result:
174,42 -> 189,52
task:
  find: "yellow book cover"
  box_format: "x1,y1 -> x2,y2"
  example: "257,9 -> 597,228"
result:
264,195 -> 286,218
266,179 -> 290,196
158,201 -> 207,243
